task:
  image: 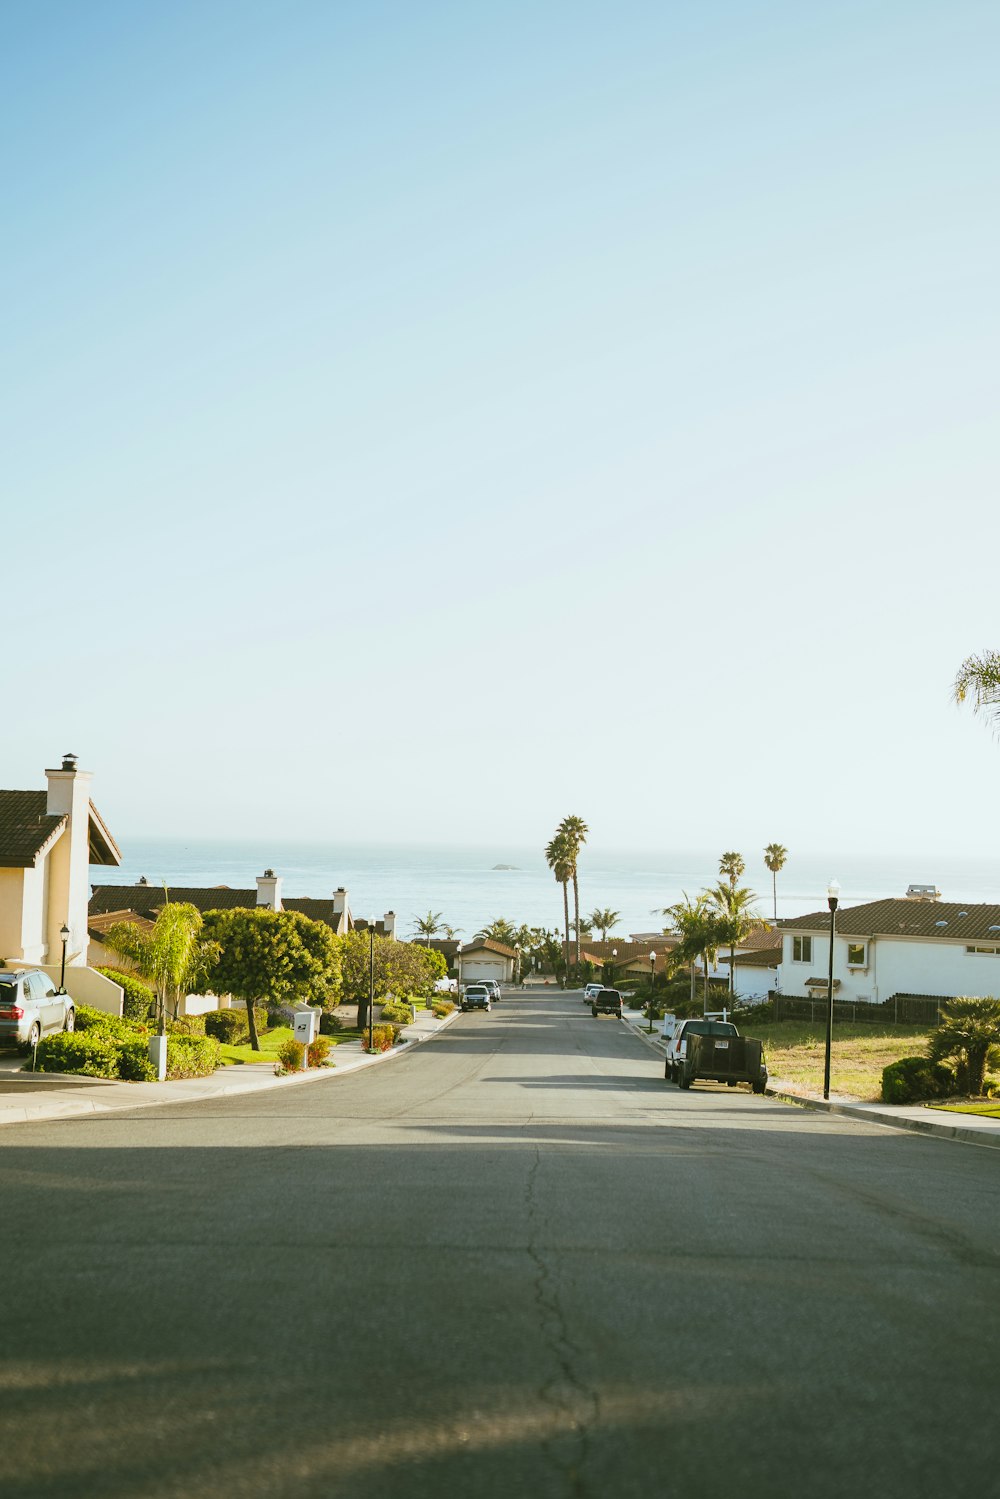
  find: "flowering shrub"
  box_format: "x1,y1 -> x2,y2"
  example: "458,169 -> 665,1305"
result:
363,1023 -> 396,1053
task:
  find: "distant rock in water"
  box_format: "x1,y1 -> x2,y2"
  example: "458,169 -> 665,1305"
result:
492,863 -> 518,870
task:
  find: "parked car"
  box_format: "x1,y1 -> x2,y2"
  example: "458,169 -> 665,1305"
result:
0,968 -> 75,1051
591,987 -> 623,1018
480,979 -> 502,1004
461,985 -> 492,1012
583,982 -> 603,1004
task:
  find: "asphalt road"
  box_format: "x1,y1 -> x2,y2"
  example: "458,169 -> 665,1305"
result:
2,990 -> 998,1499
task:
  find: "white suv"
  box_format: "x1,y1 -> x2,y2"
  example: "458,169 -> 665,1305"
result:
0,969 -> 76,1051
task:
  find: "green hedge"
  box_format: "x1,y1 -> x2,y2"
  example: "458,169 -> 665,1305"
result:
95,967 -> 155,1023
166,1014 -> 206,1037
166,1034 -> 219,1079
75,1004 -> 148,1039
380,999 -> 414,1025
881,1055 -> 954,1104
34,1031 -> 156,1081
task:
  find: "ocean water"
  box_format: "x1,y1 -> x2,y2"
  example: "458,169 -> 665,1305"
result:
89,838 -> 1000,940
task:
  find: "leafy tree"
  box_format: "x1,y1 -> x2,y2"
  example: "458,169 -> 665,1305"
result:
953,651 -> 1000,730
706,882 -> 761,999
927,997 -> 1000,1096
203,908 -> 341,1051
557,815 -> 589,975
102,901 -> 213,1031
763,843 -> 788,921
339,932 -> 443,1031
545,832 -> 573,985
590,907 -> 621,940
413,910 -> 444,940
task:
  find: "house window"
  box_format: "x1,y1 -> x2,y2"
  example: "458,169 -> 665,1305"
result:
966,945 -> 1000,955
792,936 -> 812,963
846,942 -> 867,967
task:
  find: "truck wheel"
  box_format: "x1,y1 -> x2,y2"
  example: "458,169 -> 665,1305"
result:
664,1060 -> 671,1080
679,1066 -> 693,1090
591,1006 -> 598,1017
752,1075 -> 767,1095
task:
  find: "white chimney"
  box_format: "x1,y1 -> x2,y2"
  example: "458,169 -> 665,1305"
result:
332,887 -> 349,933
44,753 -> 93,966
256,869 -> 282,910
383,910 -> 396,940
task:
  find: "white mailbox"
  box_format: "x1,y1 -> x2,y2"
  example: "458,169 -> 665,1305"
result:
292,1006 -> 320,1046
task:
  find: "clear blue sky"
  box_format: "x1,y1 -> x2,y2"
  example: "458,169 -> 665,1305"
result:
4,1 -> 999,858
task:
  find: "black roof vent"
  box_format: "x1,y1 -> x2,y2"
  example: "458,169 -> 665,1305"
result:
61,753 -> 78,771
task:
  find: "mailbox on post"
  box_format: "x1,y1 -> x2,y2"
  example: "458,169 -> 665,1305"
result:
292,1004 -> 320,1068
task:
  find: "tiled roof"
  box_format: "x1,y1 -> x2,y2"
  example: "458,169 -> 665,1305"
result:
737,923 -> 780,952
0,791 -> 67,866
461,937 -> 518,958
734,947 -> 782,967
89,884 -> 352,932
779,899 -> 1000,945
416,938 -> 461,959
804,976 -> 842,989
88,909 -> 155,941
567,938 -> 677,964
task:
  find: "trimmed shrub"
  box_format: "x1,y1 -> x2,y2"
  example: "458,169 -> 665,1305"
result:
881,1055 -> 954,1104
166,1014 -> 206,1037
278,1037 -> 305,1071
431,998 -> 456,1018
307,1035 -> 333,1067
380,999 -> 414,1025
75,1004 -> 148,1040
166,1034 -> 220,1079
363,1023 -> 396,1053
95,967 -> 155,1023
115,1040 -> 157,1082
319,1011 -> 343,1035
35,1031 -> 122,1078
204,1008 -> 266,1043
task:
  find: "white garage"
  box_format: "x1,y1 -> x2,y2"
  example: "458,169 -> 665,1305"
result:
458,938 -> 517,985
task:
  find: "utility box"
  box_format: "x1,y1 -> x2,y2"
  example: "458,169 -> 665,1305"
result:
292,1005 -> 320,1046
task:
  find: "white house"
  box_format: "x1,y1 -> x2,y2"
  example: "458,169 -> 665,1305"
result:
458,938 -> 517,985
777,894 -> 1000,1004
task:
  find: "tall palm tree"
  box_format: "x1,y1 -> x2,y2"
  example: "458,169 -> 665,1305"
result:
413,910 -> 444,941
545,832 -> 573,985
719,852 -> 745,892
763,843 -> 788,921
706,881 -> 761,999
476,917 -> 519,945
954,651 -> 1000,730
558,815 -> 589,976
590,907 -> 621,941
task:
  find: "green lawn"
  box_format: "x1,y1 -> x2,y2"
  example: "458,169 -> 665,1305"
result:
217,1025 -> 364,1067
931,1099 -> 1000,1117
739,1020 -> 933,1101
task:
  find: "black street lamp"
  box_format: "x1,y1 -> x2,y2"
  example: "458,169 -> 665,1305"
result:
59,923 -> 70,993
823,879 -> 840,1100
368,924 -> 375,1052
648,950 -> 657,1032
610,947 -> 618,989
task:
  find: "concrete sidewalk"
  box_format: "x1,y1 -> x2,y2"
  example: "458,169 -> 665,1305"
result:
620,1006 -> 1000,1151
0,1005 -> 459,1129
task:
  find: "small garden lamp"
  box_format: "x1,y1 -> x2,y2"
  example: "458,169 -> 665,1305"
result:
59,923 -> 70,993
824,879 -> 841,1100
648,950 -> 656,1031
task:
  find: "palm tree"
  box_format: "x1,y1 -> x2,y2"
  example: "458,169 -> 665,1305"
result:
545,832 -> 573,986
476,917 -> 519,945
442,924 -> 463,941
558,815 -> 589,976
102,900 -> 209,1030
719,852 -> 746,891
571,916 -> 593,939
928,997 -> 1000,1096
590,907 -> 621,941
413,911 -> 444,940
706,881 -> 761,999
663,892 -> 722,1011
763,843 -> 788,921
953,651 -> 1000,730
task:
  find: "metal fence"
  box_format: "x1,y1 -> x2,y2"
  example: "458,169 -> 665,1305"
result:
772,993 -> 945,1027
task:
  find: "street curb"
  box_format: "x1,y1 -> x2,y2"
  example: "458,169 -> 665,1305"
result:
620,1012 -> 1000,1150
765,1087 -> 1000,1150
0,1003 -> 463,1129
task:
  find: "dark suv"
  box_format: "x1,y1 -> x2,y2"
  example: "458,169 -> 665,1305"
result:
461,985 -> 492,1012
591,987 -> 623,1018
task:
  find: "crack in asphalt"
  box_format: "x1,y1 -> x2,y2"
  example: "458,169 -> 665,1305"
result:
524,1142 -> 599,1498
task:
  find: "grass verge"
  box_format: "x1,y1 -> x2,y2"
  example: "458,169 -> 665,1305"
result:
931,1100 -> 1000,1117
217,1025 -> 364,1066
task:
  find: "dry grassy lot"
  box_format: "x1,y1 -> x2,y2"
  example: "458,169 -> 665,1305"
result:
738,1020 -> 933,1100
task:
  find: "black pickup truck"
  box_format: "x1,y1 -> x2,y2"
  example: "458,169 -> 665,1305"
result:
591,987 -> 623,1019
666,1018 -> 767,1093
